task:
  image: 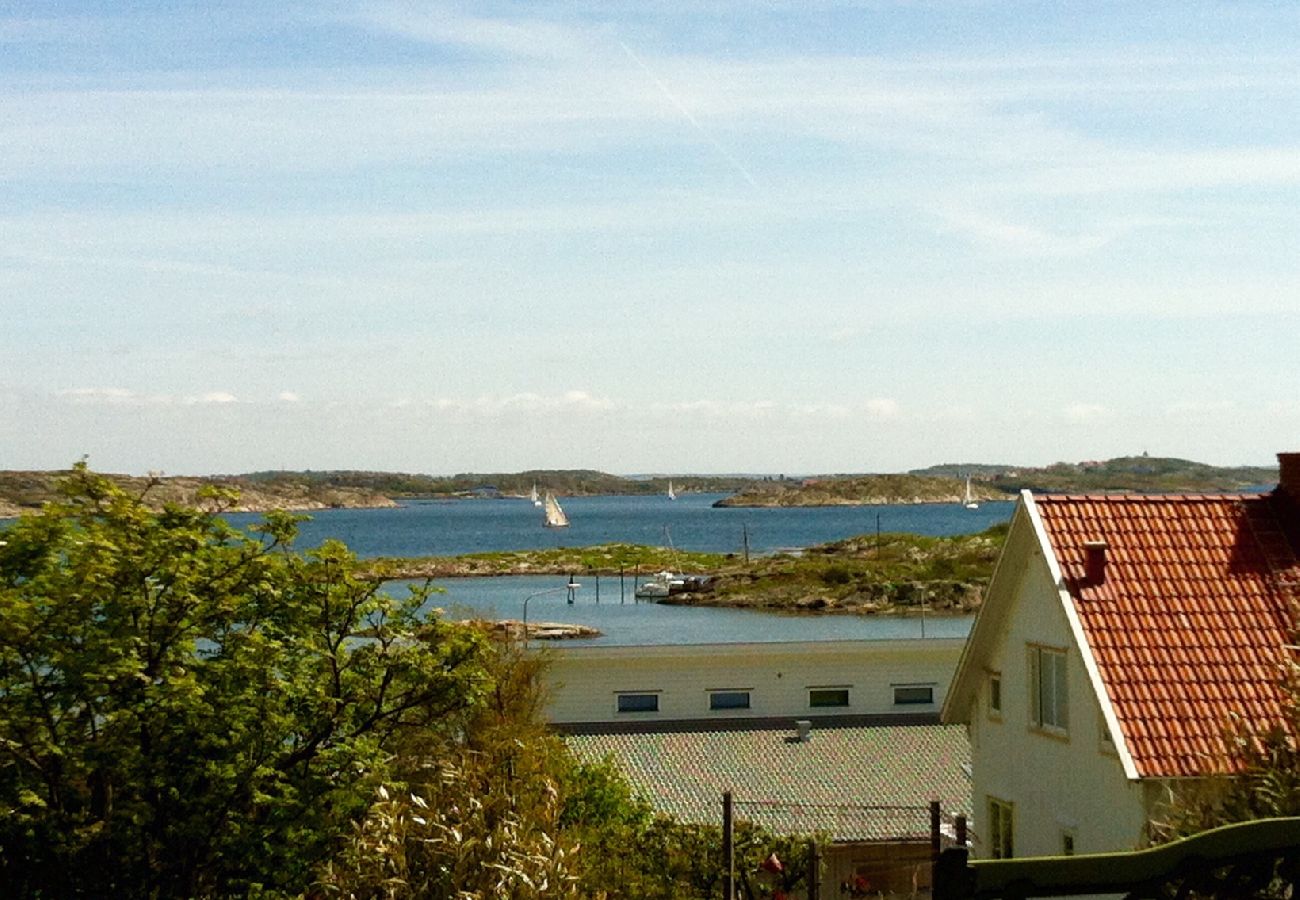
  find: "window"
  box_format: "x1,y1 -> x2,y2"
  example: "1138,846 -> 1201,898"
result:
1029,646 -> 1068,732
808,688 -> 850,708
616,693 -> 659,713
1061,830 -> 1076,856
988,673 -> 1002,718
709,690 -> 751,710
987,797 -> 1014,859
892,684 -> 934,705
1100,714 -> 1116,753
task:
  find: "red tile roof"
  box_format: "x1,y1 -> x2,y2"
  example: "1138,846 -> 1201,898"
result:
1034,492 -> 1300,779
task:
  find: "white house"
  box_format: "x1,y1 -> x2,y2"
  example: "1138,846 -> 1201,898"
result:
544,637 -> 965,729
941,453 -> 1300,859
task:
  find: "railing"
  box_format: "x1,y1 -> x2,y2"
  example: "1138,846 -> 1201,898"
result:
933,817 -> 1300,900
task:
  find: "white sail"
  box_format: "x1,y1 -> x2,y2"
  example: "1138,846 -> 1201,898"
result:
530,484 -> 542,507
667,480 -> 676,500
963,476 -> 979,510
543,492 -> 569,528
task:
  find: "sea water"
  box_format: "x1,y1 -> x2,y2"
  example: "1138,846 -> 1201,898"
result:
400,573 -> 974,647
223,493 -> 1009,645
225,492 -> 1013,558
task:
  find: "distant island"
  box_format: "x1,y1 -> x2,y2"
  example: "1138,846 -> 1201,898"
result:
0,470 -> 396,519
713,474 -> 1004,507
712,456 -> 1277,508
0,455 -> 1279,518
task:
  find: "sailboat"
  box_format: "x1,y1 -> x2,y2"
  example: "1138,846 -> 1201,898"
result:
962,476 -> 979,510
530,484 -> 542,507
542,492 -> 570,528
667,480 -> 677,500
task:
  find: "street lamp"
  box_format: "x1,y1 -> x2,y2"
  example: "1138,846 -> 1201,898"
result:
521,575 -> 581,638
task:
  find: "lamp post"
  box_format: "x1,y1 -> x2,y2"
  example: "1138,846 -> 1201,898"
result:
521,575 -> 581,638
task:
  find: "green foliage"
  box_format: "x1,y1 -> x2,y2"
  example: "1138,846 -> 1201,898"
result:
1156,660 -> 1300,839
705,526 -> 1006,613
820,564 -> 853,586
0,464 -> 491,897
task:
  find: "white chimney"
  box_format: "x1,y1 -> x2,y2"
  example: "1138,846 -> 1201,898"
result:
794,720 -> 812,742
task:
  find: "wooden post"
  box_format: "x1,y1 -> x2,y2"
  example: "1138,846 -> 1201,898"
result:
931,800 -> 942,862
723,791 -> 735,900
594,570 -> 600,603
619,565 -> 625,603
806,838 -> 820,900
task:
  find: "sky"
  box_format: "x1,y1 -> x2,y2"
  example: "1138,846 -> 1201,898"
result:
2,1 -> 1298,476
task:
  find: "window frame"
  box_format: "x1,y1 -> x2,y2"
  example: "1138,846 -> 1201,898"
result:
807,687 -> 851,709
1099,711 -> 1117,755
1028,645 -> 1069,735
891,683 -> 935,706
615,692 -> 660,714
987,796 -> 1014,859
708,690 -> 752,711
987,672 -> 1003,720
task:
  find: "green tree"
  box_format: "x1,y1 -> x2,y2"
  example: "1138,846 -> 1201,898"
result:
0,464 -> 490,897
1156,656 -> 1300,840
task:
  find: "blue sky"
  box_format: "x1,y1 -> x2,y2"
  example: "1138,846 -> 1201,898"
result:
2,1 -> 1297,475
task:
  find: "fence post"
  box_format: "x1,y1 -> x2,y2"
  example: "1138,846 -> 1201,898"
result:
723,791 -> 734,900
807,838 -> 820,900
932,846 -> 969,900
931,800 -> 942,861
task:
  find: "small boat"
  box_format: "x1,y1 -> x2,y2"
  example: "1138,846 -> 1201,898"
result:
530,484 -> 542,507
543,492 -> 570,528
963,476 -> 979,510
635,572 -> 675,599
667,480 -> 677,500
636,571 -> 712,600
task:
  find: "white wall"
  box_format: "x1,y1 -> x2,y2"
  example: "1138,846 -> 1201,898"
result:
542,638 -> 964,725
968,543 -> 1150,858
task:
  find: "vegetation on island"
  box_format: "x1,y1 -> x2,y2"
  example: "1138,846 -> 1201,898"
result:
0,466 -> 826,898
0,455 -> 1276,518
240,468 -> 762,499
912,454 -> 1277,494
368,525 -> 1008,617
713,474 -> 1005,508
0,468 -> 395,519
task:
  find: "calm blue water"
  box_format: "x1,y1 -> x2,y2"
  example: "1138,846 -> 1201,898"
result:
395,574 -> 973,647
225,492 -> 1012,558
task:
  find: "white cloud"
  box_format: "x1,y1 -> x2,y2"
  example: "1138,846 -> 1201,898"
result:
58,386 -> 138,404
278,391 -> 301,403
1064,403 -> 1110,423
864,398 -> 899,419
186,391 -> 238,405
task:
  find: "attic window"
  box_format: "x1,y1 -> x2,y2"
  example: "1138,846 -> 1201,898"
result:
1029,646 -> 1068,734
988,673 -> 1002,719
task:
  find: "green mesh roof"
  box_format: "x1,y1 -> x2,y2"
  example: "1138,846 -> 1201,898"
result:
566,723 -> 970,842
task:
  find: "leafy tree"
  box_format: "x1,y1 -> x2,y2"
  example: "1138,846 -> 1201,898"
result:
1156,656 -> 1300,840
0,464 -> 490,897
318,636 -> 824,900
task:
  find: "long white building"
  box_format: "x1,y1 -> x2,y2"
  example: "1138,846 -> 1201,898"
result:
544,637 -> 965,729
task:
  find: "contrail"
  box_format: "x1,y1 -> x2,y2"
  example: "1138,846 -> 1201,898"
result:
618,39 -> 759,189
